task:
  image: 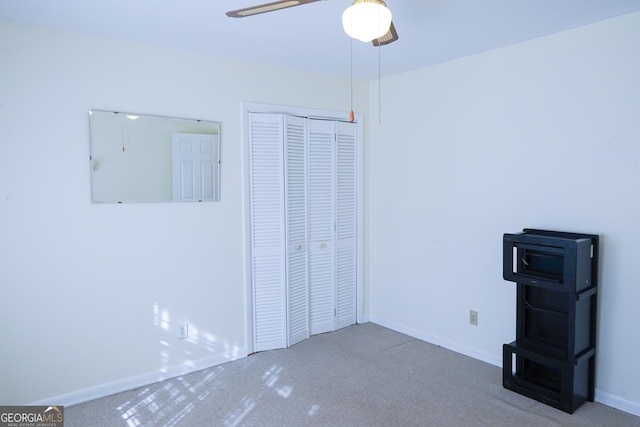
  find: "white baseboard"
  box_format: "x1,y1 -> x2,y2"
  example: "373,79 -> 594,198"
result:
30,350 -> 247,407
357,313 -> 371,324
370,315 -> 502,367
595,389 -> 640,417
370,315 -> 640,417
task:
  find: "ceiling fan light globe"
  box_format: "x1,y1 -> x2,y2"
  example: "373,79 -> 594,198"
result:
342,1 -> 392,43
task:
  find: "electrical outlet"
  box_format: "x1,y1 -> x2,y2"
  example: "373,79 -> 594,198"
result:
469,310 -> 478,326
179,322 -> 189,339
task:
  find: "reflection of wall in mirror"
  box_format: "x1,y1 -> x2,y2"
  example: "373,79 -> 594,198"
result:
89,111 -> 220,203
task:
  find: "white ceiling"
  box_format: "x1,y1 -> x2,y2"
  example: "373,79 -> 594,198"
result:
2,0 -> 640,80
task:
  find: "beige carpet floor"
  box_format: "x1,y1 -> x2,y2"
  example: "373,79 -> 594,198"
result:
65,323 -> 640,426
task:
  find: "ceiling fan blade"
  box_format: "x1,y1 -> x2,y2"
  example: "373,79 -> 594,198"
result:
372,21 -> 398,46
226,0 -> 324,18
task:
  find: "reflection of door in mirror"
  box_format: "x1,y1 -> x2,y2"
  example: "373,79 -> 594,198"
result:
172,133 -> 220,202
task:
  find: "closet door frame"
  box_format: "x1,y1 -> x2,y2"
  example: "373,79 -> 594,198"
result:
242,102 -> 364,354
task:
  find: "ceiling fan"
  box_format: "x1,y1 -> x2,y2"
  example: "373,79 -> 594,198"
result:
226,0 -> 398,46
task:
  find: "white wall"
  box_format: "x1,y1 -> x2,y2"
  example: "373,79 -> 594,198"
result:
0,19 -> 368,405
367,11 -> 640,415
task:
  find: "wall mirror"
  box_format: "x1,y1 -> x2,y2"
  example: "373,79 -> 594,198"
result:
89,110 -> 221,203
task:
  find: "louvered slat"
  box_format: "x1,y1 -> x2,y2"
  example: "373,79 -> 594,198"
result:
249,114 -> 286,351
335,121 -> 357,329
307,120 -> 336,334
285,116 -> 309,346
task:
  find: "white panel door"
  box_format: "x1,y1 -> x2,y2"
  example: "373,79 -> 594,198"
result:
335,121 -> 357,329
307,119 -> 336,335
284,115 -> 309,346
172,133 -> 219,202
248,113 -> 287,352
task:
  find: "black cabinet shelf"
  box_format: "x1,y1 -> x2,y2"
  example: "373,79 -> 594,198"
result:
503,229 -> 595,293
503,341 -> 594,413
502,229 -> 599,414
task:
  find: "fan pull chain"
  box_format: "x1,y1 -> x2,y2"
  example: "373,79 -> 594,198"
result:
378,42 -> 382,124
122,115 -> 126,152
349,35 -> 355,123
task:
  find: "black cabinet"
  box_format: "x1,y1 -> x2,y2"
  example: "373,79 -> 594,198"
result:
502,229 -> 599,414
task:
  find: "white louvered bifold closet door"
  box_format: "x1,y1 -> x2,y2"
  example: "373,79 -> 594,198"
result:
307,119 -> 336,335
248,113 -> 287,352
335,121 -> 357,329
249,113 -> 358,352
284,115 -> 309,346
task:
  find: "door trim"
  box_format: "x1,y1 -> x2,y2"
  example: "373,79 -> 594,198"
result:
242,101 -> 364,354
